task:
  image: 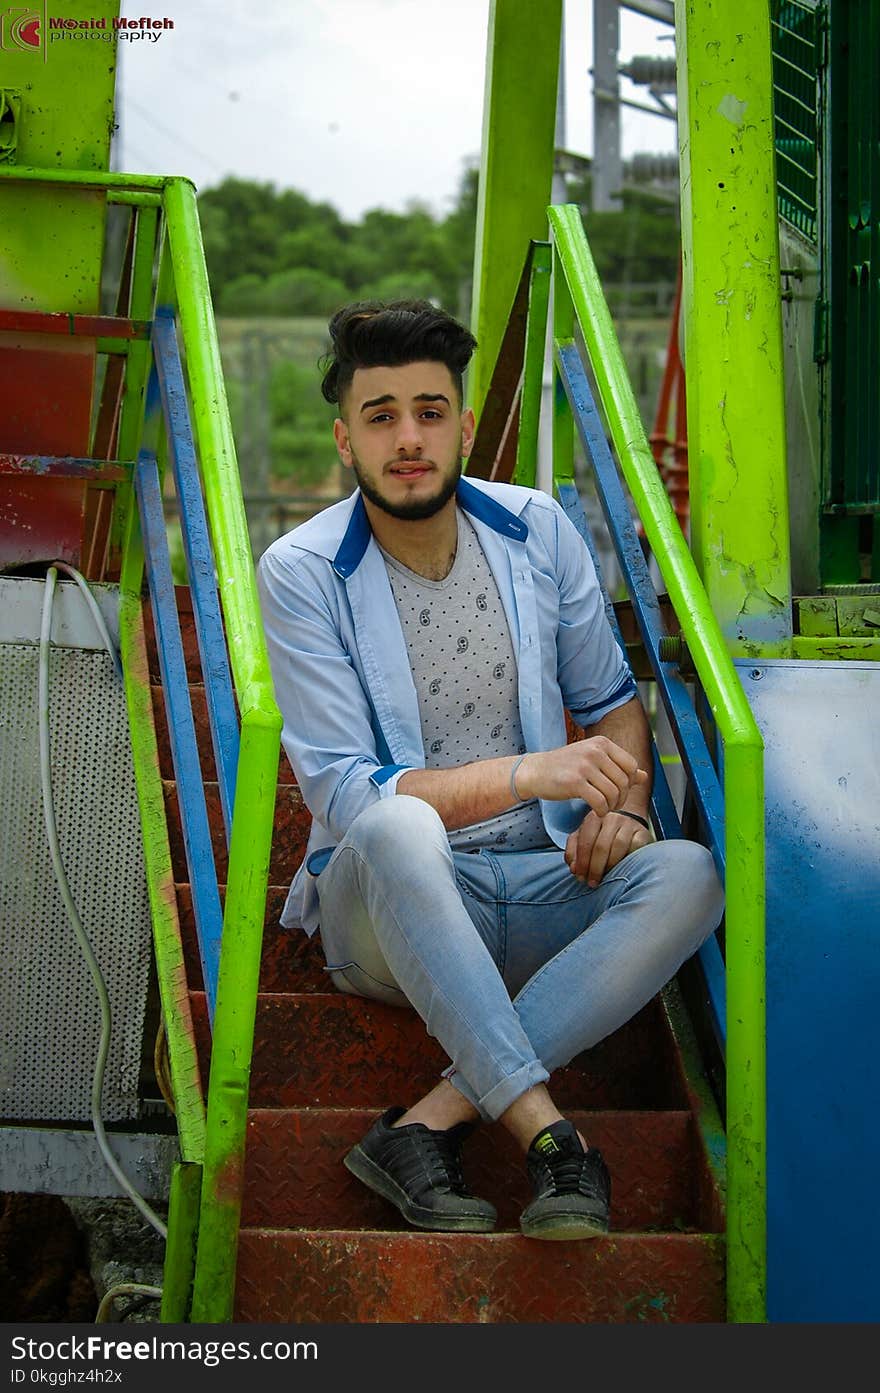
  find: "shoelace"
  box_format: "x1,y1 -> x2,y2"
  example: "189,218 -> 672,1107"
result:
390,1126 -> 472,1196
536,1147 -> 606,1199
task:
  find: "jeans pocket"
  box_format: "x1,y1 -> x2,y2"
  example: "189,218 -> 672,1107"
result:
322,959 -> 408,1007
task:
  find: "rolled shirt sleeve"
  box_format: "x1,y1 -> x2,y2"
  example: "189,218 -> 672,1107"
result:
546,500 -> 637,726
257,546 -> 414,844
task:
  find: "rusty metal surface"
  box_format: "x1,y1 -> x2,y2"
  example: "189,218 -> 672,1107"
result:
178,884 -> 328,994
0,308 -> 150,339
467,247 -> 533,480
143,586 -> 206,683
242,1107 -> 717,1234
164,779 -> 308,885
234,1229 -> 725,1323
153,685 -> 296,789
189,993 -> 682,1111
153,683 -> 219,782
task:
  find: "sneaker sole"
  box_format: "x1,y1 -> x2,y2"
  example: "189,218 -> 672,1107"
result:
519,1211 -> 609,1242
344,1144 -> 497,1233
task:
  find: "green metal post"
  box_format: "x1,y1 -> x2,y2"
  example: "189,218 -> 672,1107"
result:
159,178 -> 281,1321
109,203 -> 160,562
160,1163 -> 203,1323
189,716 -> 279,1323
548,205 -> 767,1323
469,0 -> 563,422
118,584 -> 207,1162
675,0 -> 792,657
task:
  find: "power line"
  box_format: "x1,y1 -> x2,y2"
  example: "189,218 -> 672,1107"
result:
123,94 -> 226,176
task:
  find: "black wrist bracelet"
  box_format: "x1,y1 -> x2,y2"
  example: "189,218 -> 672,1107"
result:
617,809 -> 650,831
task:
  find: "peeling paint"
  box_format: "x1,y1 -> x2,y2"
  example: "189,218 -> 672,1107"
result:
718,93 -> 747,125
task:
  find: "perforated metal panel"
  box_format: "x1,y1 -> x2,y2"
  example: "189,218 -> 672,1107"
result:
1,607 -> 152,1122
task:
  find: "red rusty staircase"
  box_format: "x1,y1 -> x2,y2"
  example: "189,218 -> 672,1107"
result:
149,591 -> 727,1325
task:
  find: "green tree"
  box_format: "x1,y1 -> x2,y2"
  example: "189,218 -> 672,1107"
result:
268,359 -> 337,488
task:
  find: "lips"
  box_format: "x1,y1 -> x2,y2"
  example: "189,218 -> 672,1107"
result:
389,462 -> 432,477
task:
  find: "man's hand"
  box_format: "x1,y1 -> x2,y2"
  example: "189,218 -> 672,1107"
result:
564,808 -> 652,888
515,736 -> 649,816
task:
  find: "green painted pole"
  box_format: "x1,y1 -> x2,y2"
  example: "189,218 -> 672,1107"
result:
118,587 -> 207,1162
674,0 -> 792,658
161,179 -> 277,719
159,178 -> 281,1321
549,204 -> 767,1323
189,716 -> 279,1323
469,0 -> 563,422
160,1163 -> 203,1323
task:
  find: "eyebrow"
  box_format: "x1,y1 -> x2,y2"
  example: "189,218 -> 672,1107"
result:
359,392 -> 451,414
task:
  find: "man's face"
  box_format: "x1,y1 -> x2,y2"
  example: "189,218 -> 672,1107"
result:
333,361 -> 475,522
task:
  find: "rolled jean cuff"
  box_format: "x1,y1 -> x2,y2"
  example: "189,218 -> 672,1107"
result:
443,1059 -> 550,1124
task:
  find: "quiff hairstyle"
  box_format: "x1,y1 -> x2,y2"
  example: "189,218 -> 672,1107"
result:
320,299 -> 477,410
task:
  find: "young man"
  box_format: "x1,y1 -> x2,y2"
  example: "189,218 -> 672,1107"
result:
257,300 -> 723,1240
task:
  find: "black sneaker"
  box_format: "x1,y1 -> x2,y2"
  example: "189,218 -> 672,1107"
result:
520,1119 -> 611,1240
343,1107 -> 497,1233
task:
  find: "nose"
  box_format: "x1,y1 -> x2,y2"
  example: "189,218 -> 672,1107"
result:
394,412 -> 423,457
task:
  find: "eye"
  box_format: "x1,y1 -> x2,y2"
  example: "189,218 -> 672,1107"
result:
420,408 -> 443,420
368,411 -> 393,424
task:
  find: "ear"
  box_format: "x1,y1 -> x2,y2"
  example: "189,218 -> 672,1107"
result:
333,417 -> 353,469
460,406 -> 476,459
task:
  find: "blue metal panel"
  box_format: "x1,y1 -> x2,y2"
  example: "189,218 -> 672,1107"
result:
557,482 -> 681,836
151,310 -> 240,842
734,658 -> 880,1322
555,347 -> 728,1036
135,451 -> 222,1022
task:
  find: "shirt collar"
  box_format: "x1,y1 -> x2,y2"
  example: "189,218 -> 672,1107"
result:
332,477 -> 529,578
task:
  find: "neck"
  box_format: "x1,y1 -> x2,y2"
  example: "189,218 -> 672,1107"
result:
364,497 -> 459,581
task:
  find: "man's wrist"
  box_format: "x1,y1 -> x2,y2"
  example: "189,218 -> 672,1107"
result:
509,753 -> 528,803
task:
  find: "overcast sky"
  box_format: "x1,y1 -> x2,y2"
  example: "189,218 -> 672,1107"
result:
115,0 -> 677,221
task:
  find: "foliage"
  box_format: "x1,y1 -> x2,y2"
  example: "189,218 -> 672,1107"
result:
200,170 -> 480,318
267,360 -> 337,489
201,166 -> 678,495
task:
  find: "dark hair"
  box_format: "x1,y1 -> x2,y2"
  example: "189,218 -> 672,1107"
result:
320,299 -> 477,408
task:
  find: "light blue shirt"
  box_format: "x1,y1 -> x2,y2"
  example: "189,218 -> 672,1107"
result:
257,476 -> 636,936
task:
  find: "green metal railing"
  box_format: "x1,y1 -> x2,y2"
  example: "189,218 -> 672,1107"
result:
771,0 -> 820,244
0,165 -> 281,1322
547,205 -> 767,1323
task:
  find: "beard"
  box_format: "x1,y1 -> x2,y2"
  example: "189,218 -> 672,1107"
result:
352,454 -> 463,522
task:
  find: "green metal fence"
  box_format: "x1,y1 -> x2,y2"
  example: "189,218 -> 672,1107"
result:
770,0 -> 821,244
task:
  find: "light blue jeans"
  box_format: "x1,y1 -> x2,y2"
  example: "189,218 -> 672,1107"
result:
315,795 -> 724,1122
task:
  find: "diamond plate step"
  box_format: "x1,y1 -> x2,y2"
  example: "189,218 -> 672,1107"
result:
190,992 -> 687,1110
143,588 -> 204,685
163,779 -> 310,884
234,1229 -> 726,1323
177,884 -> 328,994
152,684 -> 297,787
242,1106 -> 719,1233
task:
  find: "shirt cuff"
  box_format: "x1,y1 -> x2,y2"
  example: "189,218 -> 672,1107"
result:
568,674 -> 637,727
369,764 -> 416,798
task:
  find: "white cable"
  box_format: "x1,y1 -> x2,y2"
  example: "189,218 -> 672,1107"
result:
95,1283 -> 163,1324
39,564 -> 168,1242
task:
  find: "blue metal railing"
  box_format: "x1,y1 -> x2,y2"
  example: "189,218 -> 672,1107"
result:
133,309 -> 243,1025
555,346 -> 728,1040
